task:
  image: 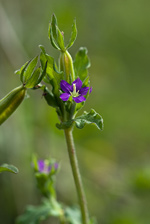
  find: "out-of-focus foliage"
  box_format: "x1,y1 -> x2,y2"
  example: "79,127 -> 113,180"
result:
0,0 -> 150,224
0,164 -> 18,174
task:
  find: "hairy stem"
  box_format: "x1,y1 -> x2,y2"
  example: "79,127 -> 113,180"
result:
64,128 -> 89,224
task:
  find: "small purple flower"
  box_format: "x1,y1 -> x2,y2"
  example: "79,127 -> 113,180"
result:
60,78 -> 91,103
38,160 -> 51,174
37,160 -> 59,174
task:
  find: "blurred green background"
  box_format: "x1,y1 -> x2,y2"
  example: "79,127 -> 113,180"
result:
0,0 -> 150,223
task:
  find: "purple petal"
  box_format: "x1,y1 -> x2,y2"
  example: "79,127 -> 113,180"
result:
38,160 -> 45,172
72,78 -> 82,91
60,93 -> 70,101
54,163 -> 59,170
89,87 -> 92,93
79,87 -> 89,96
60,80 -> 72,93
73,95 -> 86,103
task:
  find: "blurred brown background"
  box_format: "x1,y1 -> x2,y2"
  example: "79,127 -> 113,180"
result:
0,0 -> 150,223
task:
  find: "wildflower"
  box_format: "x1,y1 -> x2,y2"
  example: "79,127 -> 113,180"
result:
60,78 -> 91,103
38,160 -> 51,173
37,160 -> 58,174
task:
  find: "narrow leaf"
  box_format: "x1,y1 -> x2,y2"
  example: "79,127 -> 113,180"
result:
0,164 -> 18,174
37,61 -> 47,84
15,60 -> 31,83
51,14 -> 58,40
39,45 -> 46,54
40,51 -> 63,95
23,56 -> 38,83
56,26 -> 65,51
25,68 -> 41,88
66,19 -> 77,50
48,14 -> 60,50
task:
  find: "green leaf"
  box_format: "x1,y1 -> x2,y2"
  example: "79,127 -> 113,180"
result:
48,14 -> 60,50
0,164 -> 18,174
25,68 -> 41,88
15,60 -> 31,83
16,199 -> 62,224
65,207 -> 81,224
74,109 -> 103,130
74,47 -> 91,82
38,45 -> 46,54
25,61 -> 47,89
56,26 -> 65,51
23,56 -> 38,83
42,86 -> 58,108
50,14 -> 58,41
49,14 -> 65,51
40,50 -> 63,95
36,61 -> 47,85
57,109 -> 103,130
66,19 -> 77,50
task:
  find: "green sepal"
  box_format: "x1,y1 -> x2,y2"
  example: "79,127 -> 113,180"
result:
74,47 -> 91,82
36,61 -> 48,84
49,14 -> 77,52
0,164 -> 18,174
25,68 -> 41,88
38,45 -> 46,54
49,14 -> 65,51
40,52 -> 57,92
25,61 -> 47,89
23,56 -> 38,83
15,60 -> 31,83
56,26 -> 65,51
66,18 -> 77,50
39,47 -> 63,95
48,14 -> 61,50
35,172 -> 53,197
16,198 -> 62,224
57,109 -> 103,130
32,155 -> 59,198
15,56 -> 39,85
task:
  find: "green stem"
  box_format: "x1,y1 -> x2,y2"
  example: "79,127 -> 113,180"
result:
64,128 -> 89,224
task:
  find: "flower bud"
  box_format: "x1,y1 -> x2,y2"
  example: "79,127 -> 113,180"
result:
0,86 -> 26,125
59,50 -> 75,83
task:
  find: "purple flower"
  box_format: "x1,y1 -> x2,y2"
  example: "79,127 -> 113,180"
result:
60,78 -> 91,103
37,160 -> 59,174
38,160 -> 51,174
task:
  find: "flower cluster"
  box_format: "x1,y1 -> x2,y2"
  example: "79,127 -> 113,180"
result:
60,78 -> 92,103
